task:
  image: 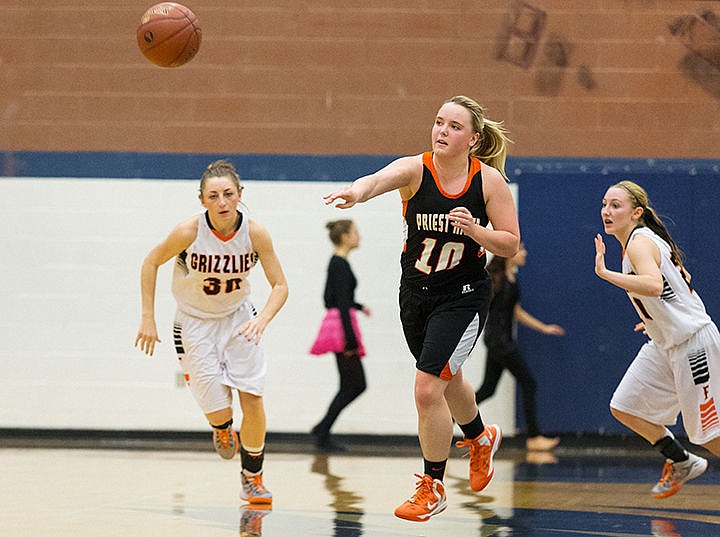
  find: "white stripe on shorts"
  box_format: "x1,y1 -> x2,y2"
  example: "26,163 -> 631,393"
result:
447,313 -> 481,377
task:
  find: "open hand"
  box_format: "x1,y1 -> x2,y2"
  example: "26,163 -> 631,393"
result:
135,318 -> 161,356
323,186 -> 358,209
594,234 -> 607,277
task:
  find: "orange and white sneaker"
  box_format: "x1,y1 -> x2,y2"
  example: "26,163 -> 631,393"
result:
456,423 -> 502,491
651,453 -> 707,499
241,473 -> 273,505
394,473 -> 447,522
213,427 -> 239,460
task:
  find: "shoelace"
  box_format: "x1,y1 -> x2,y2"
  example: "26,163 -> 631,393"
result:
456,437 -> 488,472
246,475 -> 268,494
408,473 -> 434,503
658,462 -> 675,486
215,429 -> 231,448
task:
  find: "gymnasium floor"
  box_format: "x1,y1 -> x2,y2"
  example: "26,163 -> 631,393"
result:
3,437 -> 719,537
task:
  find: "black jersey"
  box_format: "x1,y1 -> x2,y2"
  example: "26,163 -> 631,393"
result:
400,152 -> 489,292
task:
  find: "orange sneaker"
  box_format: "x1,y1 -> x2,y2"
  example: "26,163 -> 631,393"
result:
456,423 -> 502,491
241,473 -> 273,505
651,454 -> 707,499
212,427 -> 239,460
394,474 -> 447,522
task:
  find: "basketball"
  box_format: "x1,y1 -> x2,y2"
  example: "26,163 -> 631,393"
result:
137,3 -> 201,68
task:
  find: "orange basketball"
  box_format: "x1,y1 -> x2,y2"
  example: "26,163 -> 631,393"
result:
137,3 -> 201,68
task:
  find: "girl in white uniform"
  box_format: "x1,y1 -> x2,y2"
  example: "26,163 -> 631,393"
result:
135,160 -> 288,505
595,180 -> 720,499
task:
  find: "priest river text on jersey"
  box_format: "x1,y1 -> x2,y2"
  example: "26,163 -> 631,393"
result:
414,213 -> 482,235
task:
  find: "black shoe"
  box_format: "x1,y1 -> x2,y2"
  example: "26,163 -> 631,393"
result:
316,438 -> 346,453
311,425 -> 345,452
310,424 -> 325,444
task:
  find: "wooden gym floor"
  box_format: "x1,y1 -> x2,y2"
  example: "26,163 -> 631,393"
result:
2,435 -> 719,537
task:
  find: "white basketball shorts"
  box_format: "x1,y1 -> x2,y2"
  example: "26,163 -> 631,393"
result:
610,322 -> 720,445
174,302 -> 266,414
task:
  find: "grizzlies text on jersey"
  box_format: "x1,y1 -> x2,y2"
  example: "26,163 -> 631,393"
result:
172,210 -> 257,318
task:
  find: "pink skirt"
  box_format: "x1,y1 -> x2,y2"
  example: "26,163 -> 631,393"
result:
309,308 -> 366,357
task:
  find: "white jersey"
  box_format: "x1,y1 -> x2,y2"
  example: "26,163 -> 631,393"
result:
172,211 -> 257,318
623,226 -> 711,350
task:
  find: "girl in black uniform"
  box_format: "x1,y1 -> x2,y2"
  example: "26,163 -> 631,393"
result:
476,244 -> 564,451
311,219 -> 370,451
324,96 -> 520,522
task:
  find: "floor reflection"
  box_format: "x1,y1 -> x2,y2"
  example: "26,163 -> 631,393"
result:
651,519 -> 681,537
239,505 -> 272,537
1,446 -> 719,537
311,454 -> 364,536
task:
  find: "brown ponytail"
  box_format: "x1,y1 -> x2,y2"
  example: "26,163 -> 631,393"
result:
326,219 -> 354,246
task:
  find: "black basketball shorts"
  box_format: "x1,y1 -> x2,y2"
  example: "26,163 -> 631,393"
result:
399,279 -> 491,380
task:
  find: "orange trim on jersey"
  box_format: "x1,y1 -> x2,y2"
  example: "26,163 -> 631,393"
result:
439,363 -> 453,381
422,151 -> 482,199
210,228 -> 238,242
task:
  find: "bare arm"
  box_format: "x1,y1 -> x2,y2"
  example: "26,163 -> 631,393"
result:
239,218 -> 289,343
135,217 -> 198,356
448,166 -> 520,257
594,233 -> 663,296
514,304 -> 565,335
323,155 -> 423,209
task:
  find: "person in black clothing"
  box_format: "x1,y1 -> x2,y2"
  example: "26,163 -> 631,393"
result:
476,243 -> 564,451
311,219 -> 371,451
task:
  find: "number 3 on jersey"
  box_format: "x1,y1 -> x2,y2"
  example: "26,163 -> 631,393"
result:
414,238 -> 465,274
203,277 -> 244,295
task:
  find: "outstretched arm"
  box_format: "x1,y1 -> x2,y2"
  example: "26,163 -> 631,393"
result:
514,304 -> 565,335
323,155 -> 422,209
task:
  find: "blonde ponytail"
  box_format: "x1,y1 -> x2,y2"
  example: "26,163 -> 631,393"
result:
445,96 -> 513,180
472,118 -> 512,179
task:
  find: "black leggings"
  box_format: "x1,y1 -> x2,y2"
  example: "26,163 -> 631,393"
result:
314,352 -> 367,438
475,343 -> 540,437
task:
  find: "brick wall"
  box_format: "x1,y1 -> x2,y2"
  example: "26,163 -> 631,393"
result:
1,0 -> 718,158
